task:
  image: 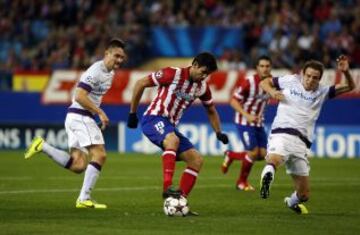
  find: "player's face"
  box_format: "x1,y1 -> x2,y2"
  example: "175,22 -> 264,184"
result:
302,67 -> 321,91
190,64 -> 210,82
105,47 -> 126,70
256,59 -> 272,78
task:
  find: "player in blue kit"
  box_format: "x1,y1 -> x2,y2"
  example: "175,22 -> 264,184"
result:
221,56 -> 272,191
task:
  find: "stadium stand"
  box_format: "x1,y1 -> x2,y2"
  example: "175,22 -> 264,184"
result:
0,0 -> 359,74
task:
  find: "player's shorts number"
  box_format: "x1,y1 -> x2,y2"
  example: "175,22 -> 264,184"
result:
154,121 -> 165,135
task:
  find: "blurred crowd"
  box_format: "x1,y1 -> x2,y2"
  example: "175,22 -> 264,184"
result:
0,0 -> 360,71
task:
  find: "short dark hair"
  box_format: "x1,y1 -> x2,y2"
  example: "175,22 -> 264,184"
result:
192,52 -> 218,73
107,38 -> 125,49
302,60 -> 324,78
255,55 -> 272,67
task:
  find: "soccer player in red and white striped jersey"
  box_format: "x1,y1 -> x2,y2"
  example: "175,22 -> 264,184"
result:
221,55 -> 272,191
127,52 -> 229,211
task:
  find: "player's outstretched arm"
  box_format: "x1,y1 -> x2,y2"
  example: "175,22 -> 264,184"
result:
334,55 -> 355,97
259,77 -> 285,101
127,76 -> 154,128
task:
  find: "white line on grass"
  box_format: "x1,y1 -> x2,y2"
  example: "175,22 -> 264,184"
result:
0,182 -> 360,195
0,176 -> 359,182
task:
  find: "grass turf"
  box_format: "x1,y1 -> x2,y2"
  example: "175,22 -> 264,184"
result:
0,151 -> 359,235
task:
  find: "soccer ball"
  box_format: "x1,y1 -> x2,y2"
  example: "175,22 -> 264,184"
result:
163,196 -> 189,217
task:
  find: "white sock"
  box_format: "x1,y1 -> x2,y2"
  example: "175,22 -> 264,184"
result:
261,164 -> 275,180
286,191 -> 300,207
42,142 -> 72,168
79,162 -> 101,201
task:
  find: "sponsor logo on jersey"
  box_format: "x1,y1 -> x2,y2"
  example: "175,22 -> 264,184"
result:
290,89 -> 317,102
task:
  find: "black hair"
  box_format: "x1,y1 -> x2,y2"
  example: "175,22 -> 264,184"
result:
192,52 -> 218,73
302,60 -> 324,79
107,38 -> 125,49
255,55 -> 272,67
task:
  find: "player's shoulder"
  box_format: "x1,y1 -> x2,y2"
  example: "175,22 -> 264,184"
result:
278,73 -> 300,85
88,60 -> 103,70
317,83 -> 332,93
154,67 -> 178,79
84,60 -> 103,76
280,73 -> 299,80
238,75 -> 251,86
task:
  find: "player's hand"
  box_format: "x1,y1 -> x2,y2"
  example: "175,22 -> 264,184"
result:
260,74 -> 272,80
246,114 -> 258,123
336,55 -> 349,72
98,110 -> 109,130
270,90 -> 285,101
216,132 -> 229,144
127,113 -> 138,128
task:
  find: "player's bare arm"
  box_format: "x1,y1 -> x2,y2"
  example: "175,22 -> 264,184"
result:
260,77 -> 285,101
130,76 -> 155,113
205,104 -> 222,133
205,104 -> 229,144
127,76 -> 155,128
230,97 -> 258,123
75,87 -> 109,130
334,55 -> 355,97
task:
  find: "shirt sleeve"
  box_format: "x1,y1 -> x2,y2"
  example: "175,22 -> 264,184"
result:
327,85 -> 336,99
148,67 -> 176,86
78,70 -> 99,92
199,84 -> 213,107
275,74 -> 297,90
232,78 -> 249,102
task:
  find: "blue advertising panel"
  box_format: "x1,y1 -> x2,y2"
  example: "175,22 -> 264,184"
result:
0,124 -> 119,152
1,124 -> 359,158
119,122 -> 360,158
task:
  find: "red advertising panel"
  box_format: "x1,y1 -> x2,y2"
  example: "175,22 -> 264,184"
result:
41,69 -> 360,105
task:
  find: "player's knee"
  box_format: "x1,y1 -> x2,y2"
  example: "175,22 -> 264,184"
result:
71,157 -> 87,174
93,154 -> 107,165
190,155 -> 204,170
163,133 -> 180,149
247,150 -> 258,159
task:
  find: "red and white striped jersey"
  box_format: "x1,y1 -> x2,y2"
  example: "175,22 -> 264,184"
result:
233,74 -> 269,127
144,67 -> 213,125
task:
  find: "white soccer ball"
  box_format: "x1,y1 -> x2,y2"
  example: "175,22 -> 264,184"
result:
163,196 -> 189,217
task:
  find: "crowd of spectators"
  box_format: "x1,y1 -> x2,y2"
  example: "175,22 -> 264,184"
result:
0,0 -> 360,72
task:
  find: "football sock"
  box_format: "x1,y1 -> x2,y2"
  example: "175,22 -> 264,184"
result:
162,149 -> 176,192
79,162 -> 101,201
179,167 -> 199,197
286,191 -> 300,207
260,163 -> 276,180
42,142 -> 72,168
237,155 -> 254,184
227,150 -> 247,160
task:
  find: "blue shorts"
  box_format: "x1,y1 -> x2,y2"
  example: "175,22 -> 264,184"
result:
236,125 -> 267,151
141,115 -> 194,155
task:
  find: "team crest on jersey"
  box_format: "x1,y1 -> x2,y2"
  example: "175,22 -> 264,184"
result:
175,90 -> 194,101
155,70 -> 163,79
85,76 -> 95,85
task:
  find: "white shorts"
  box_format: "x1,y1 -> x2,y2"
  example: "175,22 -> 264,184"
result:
65,113 -> 104,151
266,134 -> 310,176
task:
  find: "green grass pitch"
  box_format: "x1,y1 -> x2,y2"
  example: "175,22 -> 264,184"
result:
0,151 -> 359,235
